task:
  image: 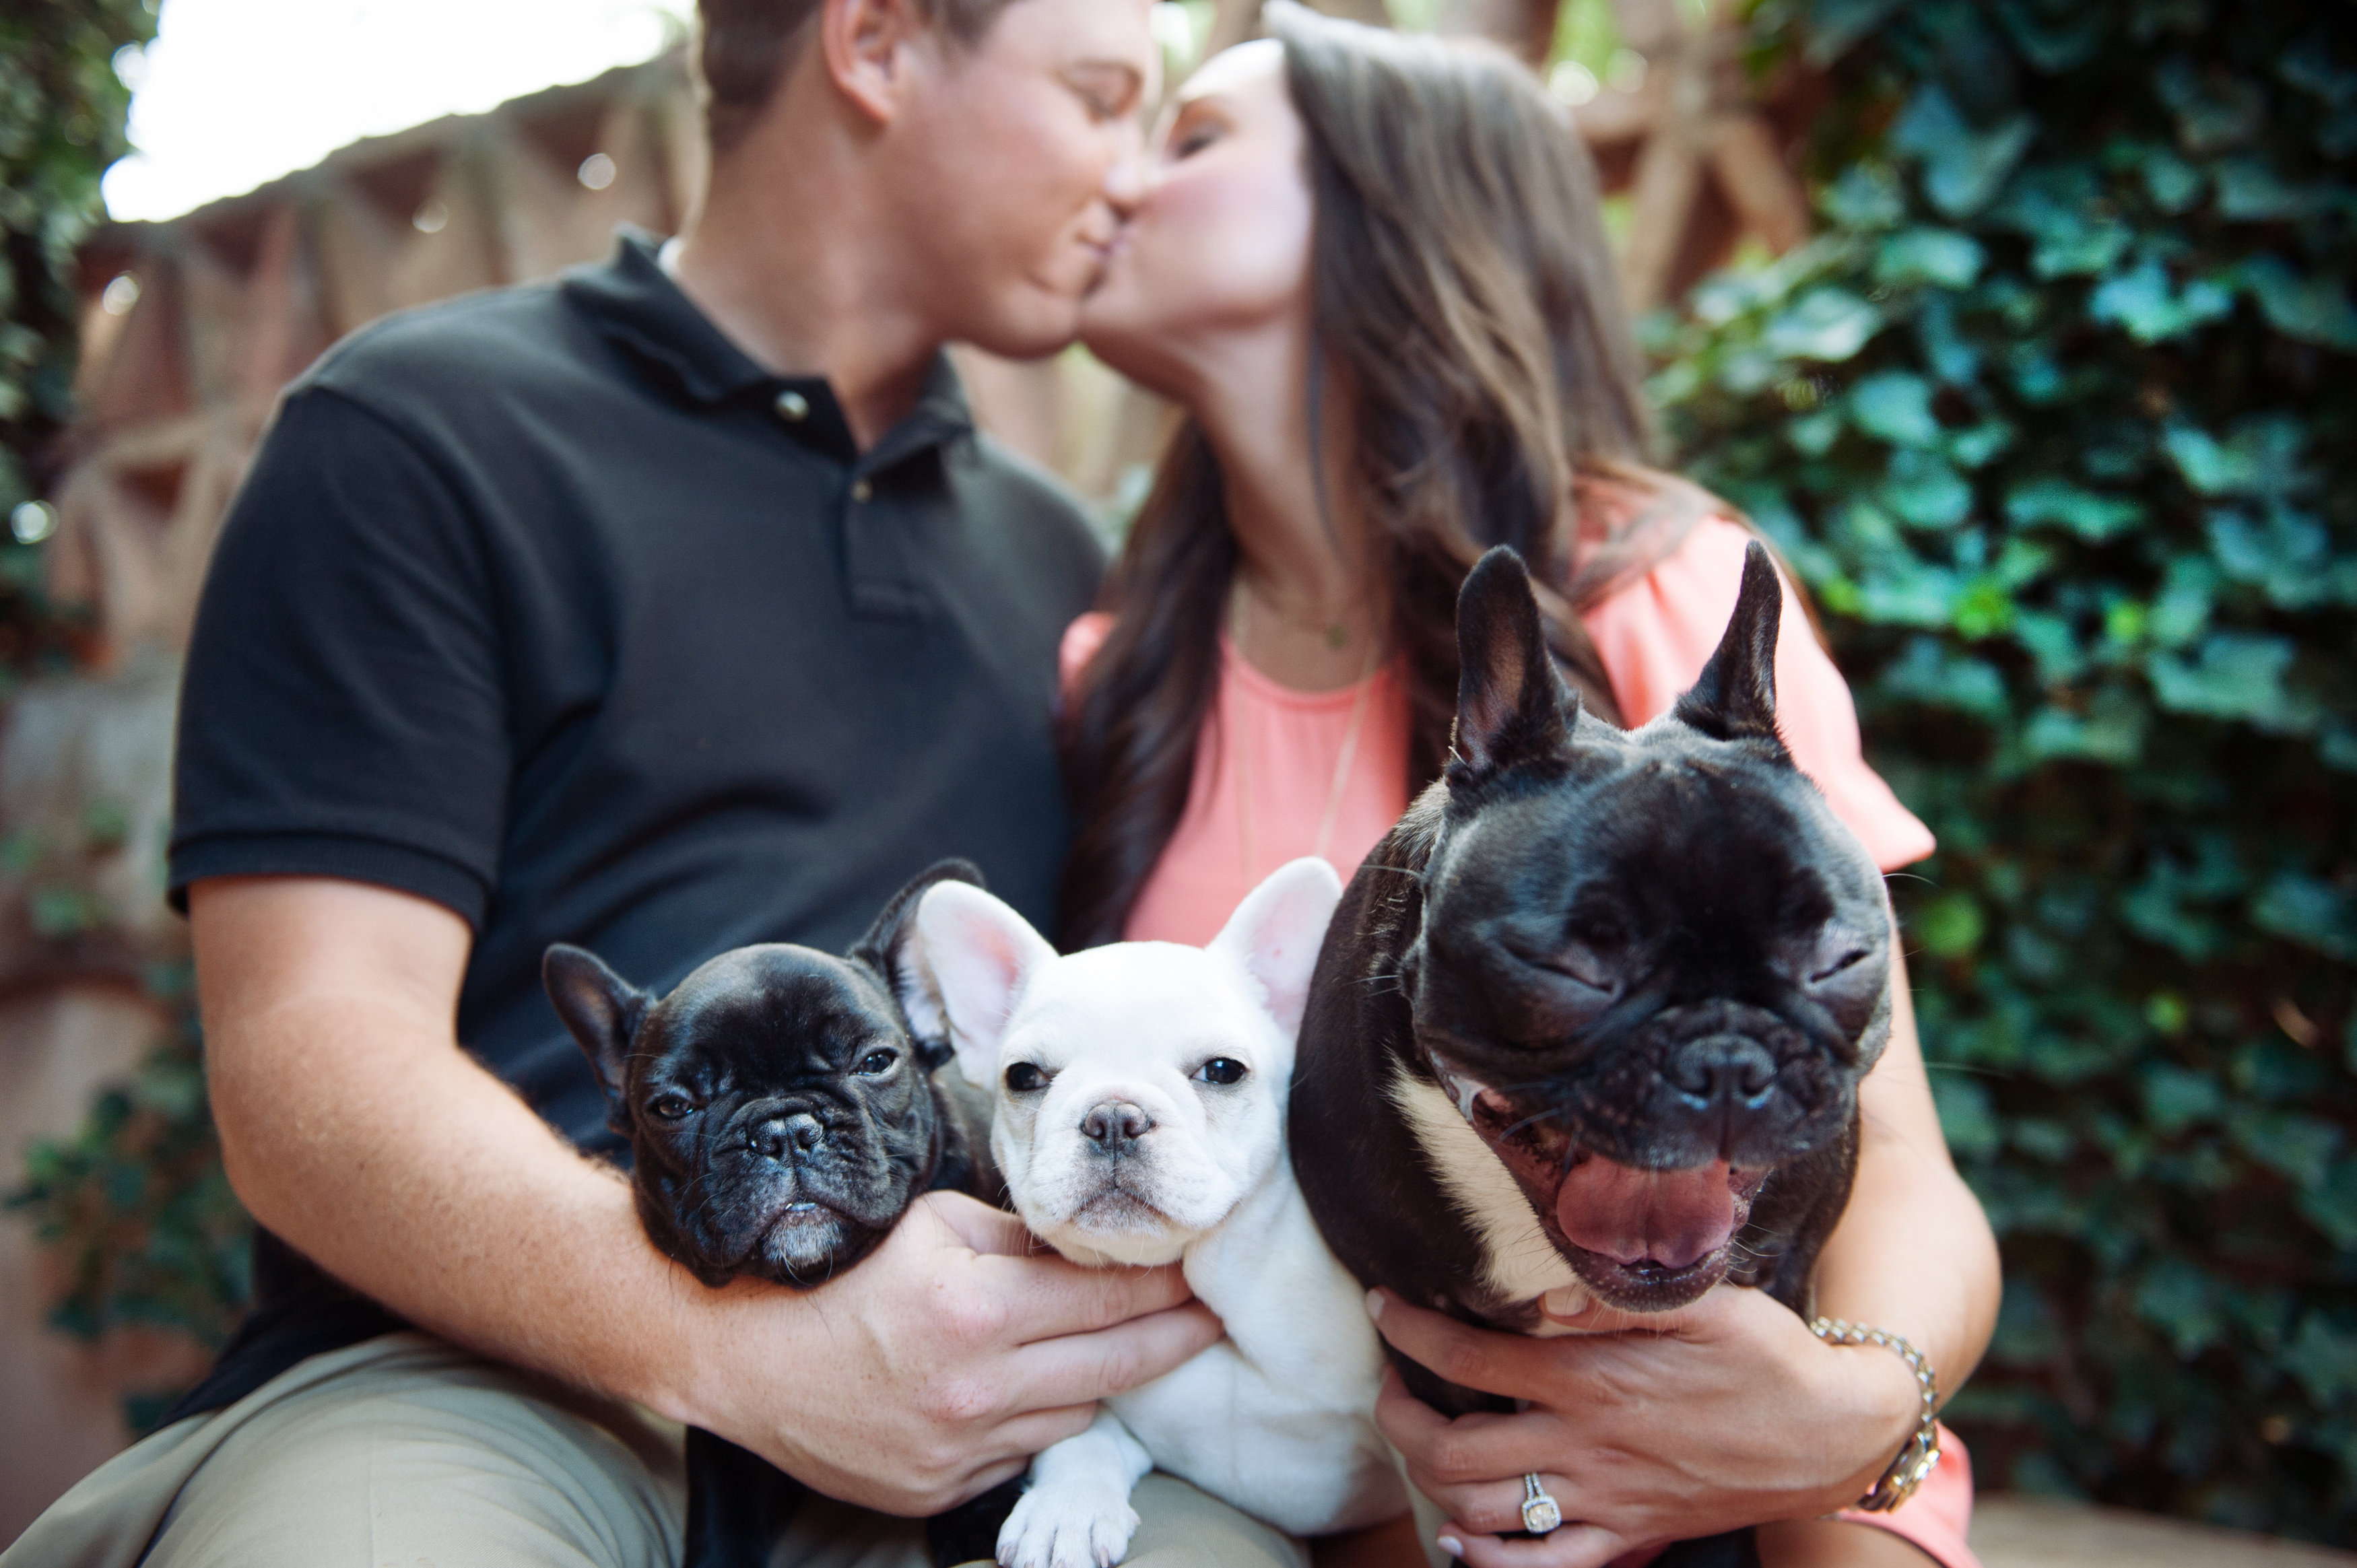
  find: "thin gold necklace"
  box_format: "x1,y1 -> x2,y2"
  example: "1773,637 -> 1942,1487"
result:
1231,583 -> 1379,882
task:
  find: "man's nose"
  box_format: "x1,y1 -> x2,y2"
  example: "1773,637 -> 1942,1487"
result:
1102,139 -> 1148,219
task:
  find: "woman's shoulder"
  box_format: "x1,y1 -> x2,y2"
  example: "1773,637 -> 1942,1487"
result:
1579,514 -> 1936,873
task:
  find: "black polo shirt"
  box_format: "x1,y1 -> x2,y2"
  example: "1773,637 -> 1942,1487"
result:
166,231 -> 1103,1410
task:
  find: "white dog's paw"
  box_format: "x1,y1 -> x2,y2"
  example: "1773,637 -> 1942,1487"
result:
995,1480 -> 1141,1568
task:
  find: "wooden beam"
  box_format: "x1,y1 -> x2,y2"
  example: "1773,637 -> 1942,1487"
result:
1434,0 -> 1562,65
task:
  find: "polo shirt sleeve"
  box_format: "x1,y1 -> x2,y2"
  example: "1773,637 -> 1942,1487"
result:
168,385 -> 508,927
1580,515 -> 1935,873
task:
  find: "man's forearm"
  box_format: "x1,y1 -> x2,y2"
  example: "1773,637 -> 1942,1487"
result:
197,881 -> 712,1419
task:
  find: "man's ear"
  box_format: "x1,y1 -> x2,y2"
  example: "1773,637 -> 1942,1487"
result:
851,858 -> 988,1060
543,945 -> 651,1100
910,883 -> 1059,1088
1449,546 -> 1577,781
1672,539 -> 1788,749
818,0 -> 930,127
1208,857 -> 1343,1041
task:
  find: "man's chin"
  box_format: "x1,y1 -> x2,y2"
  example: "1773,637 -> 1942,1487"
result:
960,294 -> 1088,365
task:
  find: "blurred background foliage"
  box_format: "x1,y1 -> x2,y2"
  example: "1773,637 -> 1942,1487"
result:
1651,0 -> 2357,1540
0,0 -> 148,683
1,0 -> 246,1427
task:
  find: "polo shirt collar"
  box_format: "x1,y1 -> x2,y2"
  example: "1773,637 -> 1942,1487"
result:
564,230 -> 975,469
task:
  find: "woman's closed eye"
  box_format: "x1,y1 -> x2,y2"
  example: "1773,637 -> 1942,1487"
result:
1161,103 -> 1230,162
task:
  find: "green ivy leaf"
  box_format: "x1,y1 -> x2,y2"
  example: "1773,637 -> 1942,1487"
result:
1917,891 -> 1987,957
2236,255 -> 2357,351
2231,1112 -> 2345,1190
2298,1163 -> 2357,1250
2136,1257 -> 2226,1358
2146,634 -> 2314,732
2162,425 -> 2261,496
2250,875 -> 2357,962
1880,636 -> 2010,718
2144,1064 -> 2220,1134
2006,478 -> 2146,541
1875,228 -> 1987,289
1851,370 -> 1942,446
1882,452 -> 1975,528
2090,261 -> 2234,343
2140,147 -> 2207,212
1892,86 -> 2037,218
1764,287 -> 1884,361
2213,158 -> 2334,221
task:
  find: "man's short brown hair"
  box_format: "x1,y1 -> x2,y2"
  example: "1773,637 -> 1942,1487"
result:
698,0 -> 1023,151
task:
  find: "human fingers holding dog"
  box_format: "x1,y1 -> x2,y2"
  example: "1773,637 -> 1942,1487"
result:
681,1190 -> 1218,1516
1370,1286 -> 1921,1555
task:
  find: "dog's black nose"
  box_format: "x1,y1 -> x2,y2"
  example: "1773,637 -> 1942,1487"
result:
754,1112 -> 825,1161
1665,1036 -> 1779,1112
1080,1101 -> 1152,1155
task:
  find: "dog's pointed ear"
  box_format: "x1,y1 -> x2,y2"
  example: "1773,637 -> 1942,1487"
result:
910,883 -> 1058,1088
543,945 -> 650,1099
1209,856 -> 1343,1042
851,858 -> 987,1064
1673,539 -> 1787,748
1451,547 -> 1577,782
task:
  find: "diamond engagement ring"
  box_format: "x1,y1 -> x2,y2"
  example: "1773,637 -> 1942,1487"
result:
1520,1473 -> 1563,1534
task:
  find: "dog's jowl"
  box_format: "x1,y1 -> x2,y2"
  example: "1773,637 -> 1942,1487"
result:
1293,541 -> 1897,1418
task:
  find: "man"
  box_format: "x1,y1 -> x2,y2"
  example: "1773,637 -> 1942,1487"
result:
5,3 -> 1298,1564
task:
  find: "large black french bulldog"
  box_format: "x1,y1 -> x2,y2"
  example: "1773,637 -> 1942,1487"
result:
545,859 -> 999,1568
1292,543 -> 1895,1563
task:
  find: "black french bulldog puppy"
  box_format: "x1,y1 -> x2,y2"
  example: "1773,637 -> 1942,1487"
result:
545,859 -> 999,1568
1292,543 -> 1895,1566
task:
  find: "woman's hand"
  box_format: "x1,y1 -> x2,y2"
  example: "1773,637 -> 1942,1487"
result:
1368,1285 -> 1920,1568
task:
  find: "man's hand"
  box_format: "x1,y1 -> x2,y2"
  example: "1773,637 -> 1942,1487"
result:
1366,1287 -> 1917,1568
195,875 -> 1216,1516
677,1192 -> 1218,1513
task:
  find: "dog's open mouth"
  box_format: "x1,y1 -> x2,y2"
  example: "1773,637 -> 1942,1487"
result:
1432,1054 -> 1768,1311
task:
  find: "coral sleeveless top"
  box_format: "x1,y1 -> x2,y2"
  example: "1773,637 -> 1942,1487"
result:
1062,515 -> 1935,949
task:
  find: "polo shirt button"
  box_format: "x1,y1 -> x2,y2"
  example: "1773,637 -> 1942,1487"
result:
849,479 -> 873,503
774,390 -> 810,421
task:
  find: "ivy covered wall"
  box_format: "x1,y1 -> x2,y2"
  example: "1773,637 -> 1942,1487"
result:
1654,0 -> 2356,1540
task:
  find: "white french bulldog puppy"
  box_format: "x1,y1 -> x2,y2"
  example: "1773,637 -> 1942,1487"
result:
909,858 -> 1405,1568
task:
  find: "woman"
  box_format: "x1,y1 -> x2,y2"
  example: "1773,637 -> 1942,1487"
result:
1056,8 -> 1999,1568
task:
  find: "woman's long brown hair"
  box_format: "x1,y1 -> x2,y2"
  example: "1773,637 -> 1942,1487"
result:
1057,3 -> 1712,951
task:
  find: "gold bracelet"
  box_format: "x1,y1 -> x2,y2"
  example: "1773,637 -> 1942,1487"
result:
1809,1316 -> 1942,1512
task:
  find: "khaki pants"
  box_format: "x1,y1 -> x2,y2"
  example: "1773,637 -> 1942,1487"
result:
3,1333 -> 1310,1568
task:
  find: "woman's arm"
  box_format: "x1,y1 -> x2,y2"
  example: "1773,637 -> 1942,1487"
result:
1815,944 -> 2001,1401
1366,940 -> 1999,1568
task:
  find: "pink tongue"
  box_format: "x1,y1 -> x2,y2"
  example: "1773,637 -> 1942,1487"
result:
1554,1159 -> 1737,1270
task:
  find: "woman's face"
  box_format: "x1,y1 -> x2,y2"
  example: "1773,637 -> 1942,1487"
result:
1079,40 -> 1314,396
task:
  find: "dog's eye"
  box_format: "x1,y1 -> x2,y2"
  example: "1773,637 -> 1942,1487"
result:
1193,1058 -> 1249,1087
647,1094 -> 695,1122
855,1049 -> 898,1076
1809,947 -> 1872,984
1004,1061 -> 1049,1093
